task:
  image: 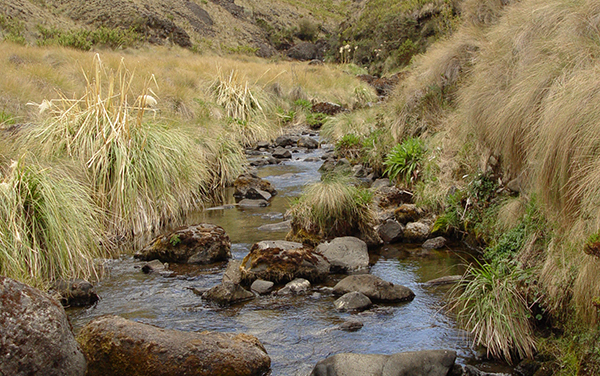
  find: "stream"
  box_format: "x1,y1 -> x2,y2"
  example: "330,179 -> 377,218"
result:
67,141 -> 510,375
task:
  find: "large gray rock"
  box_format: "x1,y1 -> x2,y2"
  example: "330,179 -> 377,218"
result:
202,282 -> 255,305
310,350 -> 456,376
0,276 -> 86,376
241,241 -> 330,284
272,147 -> 292,159
315,237 -> 369,273
136,223 -> 231,264
223,260 -> 243,284
333,274 -> 415,303
50,278 -> 99,307
422,236 -> 447,249
378,219 -> 404,244
275,135 -> 300,147
404,222 -> 430,242
251,279 -> 274,295
334,291 -> 372,312
233,173 -> 277,200
276,278 -> 311,295
298,136 -> 319,149
77,315 -> 271,376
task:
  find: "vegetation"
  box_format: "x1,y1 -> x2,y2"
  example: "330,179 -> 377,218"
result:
383,137 -> 425,186
37,26 -> 141,51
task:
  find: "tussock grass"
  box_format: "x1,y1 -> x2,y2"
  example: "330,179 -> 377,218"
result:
0,158 -> 104,288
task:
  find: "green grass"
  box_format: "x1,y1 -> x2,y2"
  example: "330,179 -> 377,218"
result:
383,137 -> 425,185
37,26 -> 141,51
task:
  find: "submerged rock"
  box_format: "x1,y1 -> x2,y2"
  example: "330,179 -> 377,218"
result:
423,275 -> 462,287
203,282 -> 255,305
333,274 -> 415,303
77,315 -> 271,376
334,291 -> 372,312
257,220 -> 292,232
241,241 -> 330,284
239,199 -> 270,207
141,259 -> 167,274
50,278 -> 99,307
338,320 -> 364,332
315,237 -> 369,273
310,350 -> 456,376
0,276 -> 86,376
136,223 -> 231,264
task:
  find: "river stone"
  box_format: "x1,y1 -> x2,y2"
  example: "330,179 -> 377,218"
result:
50,278 -> 99,307
136,223 -> 231,264
141,259 -> 167,274
315,237 -> 369,273
334,291 -> 372,312
239,199 -> 270,207
298,136 -> 319,149
378,219 -> 404,243
202,282 -> 255,305
245,187 -> 272,201
422,236 -> 447,249
223,259 -> 243,284
251,279 -> 274,295
275,135 -> 299,147
333,274 -> 415,303
233,173 -> 277,200
423,275 -> 462,287
0,276 -> 86,376
272,147 -> 292,159
372,178 -> 391,190
310,350 -> 456,376
404,222 -> 430,242
338,320 -> 364,332
394,204 -> 422,224
375,187 -> 413,208
241,241 -> 330,284
257,220 -> 292,232
276,278 -> 311,295
77,315 -> 271,376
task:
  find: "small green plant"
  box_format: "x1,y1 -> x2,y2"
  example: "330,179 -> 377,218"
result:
37,26 -> 141,50
276,107 -> 295,125
306,112 -> 328,129
335,133 -> 362,160
0,110 -> 15,126
169,234 -> 181,246
383,137 -> 425,185
296,19 -> 319,42
293,99 -> 312,111
0,15 -> 26,44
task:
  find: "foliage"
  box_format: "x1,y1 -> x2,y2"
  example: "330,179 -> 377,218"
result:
37,26 -> 141,50
293,98 -> 312,110
383,137 -> 425,185
0,158 -> 104,288
335,133 -> 362,160
0,110 -> 15,126
306,112 -> 328,128
296,19 -> 319,42
0,15 -> 25,44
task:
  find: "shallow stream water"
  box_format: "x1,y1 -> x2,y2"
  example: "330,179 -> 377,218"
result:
67,142 -> 510,375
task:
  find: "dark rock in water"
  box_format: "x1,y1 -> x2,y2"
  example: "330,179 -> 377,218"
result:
135,223 -> 231,264
378,219 -> 404,244
203,282 -> 255,305
422,236 -> 447,249
251,279 -> 274,295
315,237 -> 369,273
276,278 -> 311,295
272,147 -> 292,159
257,220 -> 292,232
333,274 -> 415,303
312,101 -> 344,116
0,276 -> 86,376
338,320 -> 364,332
141,259 -> 167,274
404,222 -> 430,242
275,135 -> 300,147
423,275 -> 462,287
334,292 -> 372,312
77,315 -> 271,376
222,260 -> 243,285
239,199 -> 270,207
310,350 -> 456,376
304,157 -> 321,162
255,141 -> 270,150
51,278 -> 99,307
234,173 -> 277,200
298,136 -> 319,149
241,241 -> 330,284
245,187 -> 272,201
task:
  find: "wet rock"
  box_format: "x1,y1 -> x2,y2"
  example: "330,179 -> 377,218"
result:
276,278 -> 311,295
334,292 -> 372,312
376,187 -> 413,208
333,274 -> 415,303
51,278 -> 99,307
251,279 -> 274,295
312,101 -> 344,116
318,158 -> 336,173
239,199 -> 270,207
241,241 -> 330,284
272,147 -> 292,159
310,350 -> 456,376
404,222 -> 430,242
223,260 -> 242,285
203,282 -> 255,305
275,135 -> 300,147
77,315 -> 270,376
378,219 -> 404,244
422,236 -> 447,249
234,173 -> 277,200
257,220 -> 292,232
255,141 -> 271,150
136,223 -> 231,264
394,204 -> 422,224
298,136 -> 319,149
0,276 -> 86,376
315,237 -> 369,273
141,259 -> 167,274
462,365 -> 511,376
304,157 -> 321,162
338,320 -> 364,332
423,275 -> 462,287
352,164 -> 368,178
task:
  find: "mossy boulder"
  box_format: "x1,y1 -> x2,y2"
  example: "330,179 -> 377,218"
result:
135,223 -> 231,264
241,240 -> 330,284
77,315 -> 271,376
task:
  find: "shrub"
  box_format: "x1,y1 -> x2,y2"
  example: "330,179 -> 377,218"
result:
335,133 -> 362,160
383,137 -> 425,185
296,19 -> 319,42
306,112 -> 328,129
37,26 -> 141,50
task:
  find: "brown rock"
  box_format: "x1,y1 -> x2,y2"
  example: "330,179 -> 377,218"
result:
394,204 -> 422,224
333,274 -> 414,303
234,174 -> 277,200
51,278 -> 99,307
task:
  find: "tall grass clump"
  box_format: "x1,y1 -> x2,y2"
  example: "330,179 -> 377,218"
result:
22,54 -> 207,237
384,137 -> 425,186
286,174 -> 376,244
0,158 -> 104,288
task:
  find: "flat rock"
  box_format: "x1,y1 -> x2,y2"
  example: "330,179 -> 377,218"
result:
423,275 -> 462,287
333,274 -> 415,303
334,291 -> 372,312
251,279 -> 274,295
202,282 -> 255,305
272,147 -> 292,159
77,315 -> 270,376
422,236 -> 447,249
378,219 -> 404,244
257,220 -> 292,232
0,276 -> 86,376
239,199 -> 270,207
136,223 -> 231,264
315,237 -> 369,273
222,260 -> 243,284
338,320 -> 364,332
141,259 -> 167,274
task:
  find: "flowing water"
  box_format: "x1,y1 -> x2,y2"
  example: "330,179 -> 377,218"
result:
67,142 -> 510,375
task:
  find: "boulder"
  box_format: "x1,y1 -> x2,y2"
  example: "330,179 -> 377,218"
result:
0,276 -> 86,376
376,187 -> 413,208
202,282 -> 255,305
241,241 -> 330,284
251,279 -> 274,295
272,147 -> 292,159
334,291 -> 372,312
422,236 -> 447,249
50,278 -> 99,307
223,260 -> 243,284
78,315 -> 271,376
352,164 -> 368,178
378,219 -> 404,244
233,174 -> 277,200
275,135 -> 300,147
315,237 -> 369,273
141,259 -> 167,274
276,278 -> 311,295
239,199 -> 270,208
372,178 -> 391,190
394,204 -> 422,224
310,350 -> 456,376
298,136 -> 319,149
333,274 -> 415,303
338,320 -> 364,332
312,101 -> 344,116
404,222 -> 430,242
136,223 -> 231,264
